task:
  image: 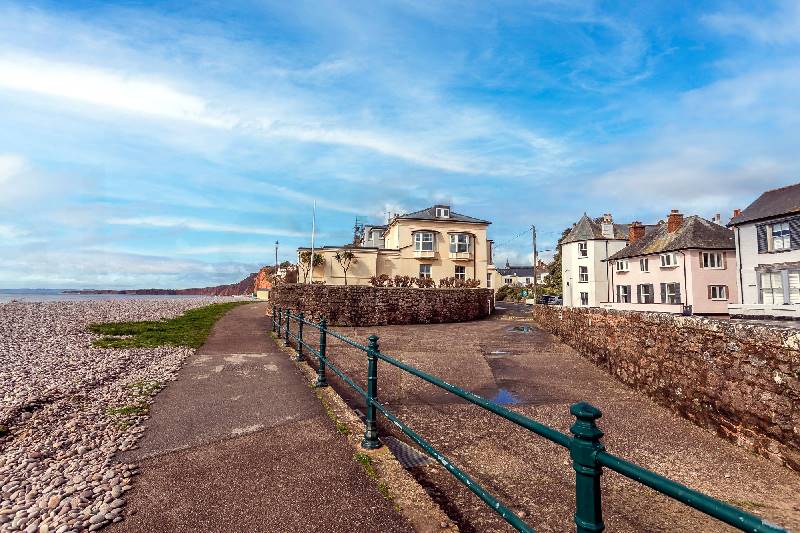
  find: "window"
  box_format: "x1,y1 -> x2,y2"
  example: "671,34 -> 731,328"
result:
487,273 -> 492,288
414,232 -> 434,251
637,284 -> 654,304
772,222 -> 790,251
702,252 -> 723,269
449,234 -> 470,253
370,230 -> 381,241
790,271 -> 800,304
760,272 -> 783,304
660,282 -> 681,304
640,258 -> 649,272
504,277 -> 513,285
455,265 -> 466,280
579,242 -> 588,257
579,266 -> 589,282
615,259 -> 629,272
580,292 -> 589,306
419,264 -> 432,279
525,277 -> 531,284
660,253 -> 678,267
616,285 -> 631,303
435,207 -> 450,218
709,285 -> 728,300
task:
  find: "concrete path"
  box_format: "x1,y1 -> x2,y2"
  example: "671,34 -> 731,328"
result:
111,303 -> 411,533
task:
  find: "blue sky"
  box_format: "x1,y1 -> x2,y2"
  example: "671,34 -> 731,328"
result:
1,0 -> 798,288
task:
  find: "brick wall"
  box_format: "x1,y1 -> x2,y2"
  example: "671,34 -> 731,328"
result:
270,285 -> 494,326
533,305 -> 800,471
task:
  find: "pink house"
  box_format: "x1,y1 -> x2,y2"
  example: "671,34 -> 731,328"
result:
601,210 -> 739,315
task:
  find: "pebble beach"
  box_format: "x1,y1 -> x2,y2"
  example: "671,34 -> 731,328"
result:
0,298 -> 235,533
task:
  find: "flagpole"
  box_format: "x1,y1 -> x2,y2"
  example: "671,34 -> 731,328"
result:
310,200 -> 316,283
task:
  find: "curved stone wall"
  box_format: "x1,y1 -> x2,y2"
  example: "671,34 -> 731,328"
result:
270,285 -> 494,326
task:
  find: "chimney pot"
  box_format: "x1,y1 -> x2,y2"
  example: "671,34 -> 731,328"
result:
667,210 -> 684,233
733,208 -> 742,218
628,221 -> 645,243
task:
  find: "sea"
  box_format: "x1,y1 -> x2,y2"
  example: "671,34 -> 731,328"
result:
0,290 -> 248,304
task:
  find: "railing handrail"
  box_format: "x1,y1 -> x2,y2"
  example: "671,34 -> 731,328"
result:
271,306 -> 788,533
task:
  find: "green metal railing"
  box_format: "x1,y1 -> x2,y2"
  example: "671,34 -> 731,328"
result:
270,306 -> 788,533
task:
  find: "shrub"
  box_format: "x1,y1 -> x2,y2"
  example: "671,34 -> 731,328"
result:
414,277 -> 435,288
369,274 -> 393,287
393,275 -> 414,287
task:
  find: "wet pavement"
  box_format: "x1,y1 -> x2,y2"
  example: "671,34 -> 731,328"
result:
310,318 -> 800,533
111,303 -> 412,533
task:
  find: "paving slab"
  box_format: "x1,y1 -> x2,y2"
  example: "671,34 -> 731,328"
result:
112,302 -> 412,533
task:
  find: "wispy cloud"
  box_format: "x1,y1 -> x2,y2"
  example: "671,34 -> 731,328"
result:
107,216 -> 311,237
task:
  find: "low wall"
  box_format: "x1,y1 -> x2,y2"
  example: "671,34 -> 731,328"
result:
270,285 -> 494,326
533,305 -> 800,471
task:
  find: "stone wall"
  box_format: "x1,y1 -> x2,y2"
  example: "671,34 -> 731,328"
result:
270,285 -> 494,326
533,305 -> 800,472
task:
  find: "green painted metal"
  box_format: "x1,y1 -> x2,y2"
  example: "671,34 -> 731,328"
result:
277,311 -> 790,533
361,334 -> 381,450
271,306 -> 276,333
315,318 -> 328,387
296,312 -> 304,361
570,402 -> 605,533
284,308 -> 290,347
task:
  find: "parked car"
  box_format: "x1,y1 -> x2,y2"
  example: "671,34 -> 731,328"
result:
536,295 -> 563,305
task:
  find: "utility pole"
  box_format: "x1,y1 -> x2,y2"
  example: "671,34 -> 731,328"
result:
275,241 -> 279,268
532,225 -> 538,302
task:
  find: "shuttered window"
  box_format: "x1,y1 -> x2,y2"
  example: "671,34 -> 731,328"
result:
660,282 -> 681,304
789,271 -> 800,304
616,285 -> 631,303
637,284 -> 654,303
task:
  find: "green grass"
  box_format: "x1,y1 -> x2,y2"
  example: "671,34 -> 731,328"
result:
354,451 -> 379,479
89,302 -> 250,349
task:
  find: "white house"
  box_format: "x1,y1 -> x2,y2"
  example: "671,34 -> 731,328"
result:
561,214 -> 633,307
728,183 -> 800,319
497,259 -> 549,286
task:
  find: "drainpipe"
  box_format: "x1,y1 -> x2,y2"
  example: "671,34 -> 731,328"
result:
606,240 -> 612,303
679,250 -> 689,312
736,227 -> 744,303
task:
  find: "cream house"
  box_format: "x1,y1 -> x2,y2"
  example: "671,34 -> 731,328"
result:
299,205 -> 496,286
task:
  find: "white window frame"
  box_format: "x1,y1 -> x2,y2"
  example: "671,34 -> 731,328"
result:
414,232 -> 435,252
638,284 -> 654,304
709,285 -> 727,300
504,277 -> 514,285
579,266 -> 589,283
759,271 -> 783,304
370,230 -> 382,241
578,242 -> 588,257
639,258 -> 649,272
454,265 -> 466,280
615,259 -> 629,272
702,252 -> 724,269
449,234 -> 470,253
660,253 -> 678,268
435,207 -> 450,218
419,264 -> 432,279
617,285 -> 631,303
662,282 -> 681,304
790,270 -> 800,304
772,222 -> 790,251
580,292 -> 589,306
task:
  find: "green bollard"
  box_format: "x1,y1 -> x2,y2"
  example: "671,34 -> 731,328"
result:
570,402 -> 605,533
284,308 -> 291,347
272,306 -> 277,333
296,312 -> 304,361
361,334 -> 381,450
315,318 -> 328,387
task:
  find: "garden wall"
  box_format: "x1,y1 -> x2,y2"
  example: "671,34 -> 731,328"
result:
533,305 -> 800,471
270,285 -> 494,326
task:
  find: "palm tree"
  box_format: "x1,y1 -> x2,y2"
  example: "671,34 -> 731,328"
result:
333,249 -> 357,285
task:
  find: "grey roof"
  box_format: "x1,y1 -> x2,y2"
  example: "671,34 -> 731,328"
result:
608,216 -> 734,260
729,182 -> 800,226
561,214 -> 630,244
498,266 -> 535,277
397,206 -> 490,225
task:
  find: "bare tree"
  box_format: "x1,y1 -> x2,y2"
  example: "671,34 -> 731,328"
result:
333,249 -> 357,285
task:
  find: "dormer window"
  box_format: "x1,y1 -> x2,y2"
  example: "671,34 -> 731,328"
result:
435,206 -> 450,218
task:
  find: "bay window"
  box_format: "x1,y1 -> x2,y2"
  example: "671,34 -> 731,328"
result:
414,232 -> 434,252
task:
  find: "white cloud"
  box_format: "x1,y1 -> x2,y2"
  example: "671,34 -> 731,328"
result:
0,153 -> 25,184
106,216 -> 310,237
703,1 -> 800,44
174,245 -> 275,255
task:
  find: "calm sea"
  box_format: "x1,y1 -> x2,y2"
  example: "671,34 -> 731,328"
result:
0,290 -> 246,303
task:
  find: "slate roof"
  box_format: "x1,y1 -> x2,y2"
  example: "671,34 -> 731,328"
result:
729,182 -> 800,226
561,214 -> 630,244
397,206 -> 490,225
498,266 -> 535,277
608,216 -> 734,260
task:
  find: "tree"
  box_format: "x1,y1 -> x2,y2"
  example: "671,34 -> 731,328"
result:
298,251 -> 324,283
544,226 -> 571,295
333,249 -> 357,285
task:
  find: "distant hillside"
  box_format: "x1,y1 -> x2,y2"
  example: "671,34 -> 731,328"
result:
65,267 -> 271,296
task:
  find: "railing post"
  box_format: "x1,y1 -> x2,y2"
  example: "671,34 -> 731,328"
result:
272,306 -> 277,333
314,318 -> 328,387
361,334 -> 381,449
570,402 -> 605,533
284,308 -> 291,347
296,312 -> 304,361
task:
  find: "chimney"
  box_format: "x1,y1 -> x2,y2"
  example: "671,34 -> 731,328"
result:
628,221 -> 645,243
713,213 -> 721,225
667,209 -> 684,233
733,208 -> 742,219
601,213 -> 614,239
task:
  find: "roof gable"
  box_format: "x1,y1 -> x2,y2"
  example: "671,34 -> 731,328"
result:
562,214 -> 629,244
729,182 -> 800,226
609,216 -> 734,260
396,206 -> 490,225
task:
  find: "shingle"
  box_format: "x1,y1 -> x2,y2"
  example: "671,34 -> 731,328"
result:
561,214 -> 631,244
729,182 -> 800,226
397,206 -> 490,224
608,216 -> 734,260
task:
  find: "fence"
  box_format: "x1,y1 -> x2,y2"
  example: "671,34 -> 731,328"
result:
271,306 -> 788,533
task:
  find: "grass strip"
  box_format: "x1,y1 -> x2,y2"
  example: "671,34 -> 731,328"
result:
89,301 -> 251,349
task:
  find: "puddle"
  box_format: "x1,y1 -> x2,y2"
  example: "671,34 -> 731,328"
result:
488,350 -> 510,355
507,325 -> 533,333
491,388 -> 521,405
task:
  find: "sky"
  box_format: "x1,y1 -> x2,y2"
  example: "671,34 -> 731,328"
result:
1,0 -> 799,288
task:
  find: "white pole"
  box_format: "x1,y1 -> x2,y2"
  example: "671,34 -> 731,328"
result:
310,200 -> 316,283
